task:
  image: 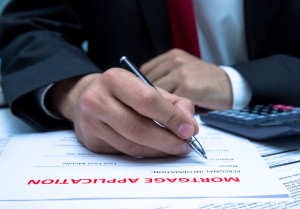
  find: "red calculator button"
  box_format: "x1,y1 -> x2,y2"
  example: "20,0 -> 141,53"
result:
272,104 -> 294,110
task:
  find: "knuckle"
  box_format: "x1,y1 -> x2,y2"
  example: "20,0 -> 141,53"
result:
103,67 -> 120,78
123,143 -> 142,157
140,63 -> 147,72
101,68 -> 121,85
170,48 -> 184,55
136,88 -> 158,112
177,67 -> 189,77
187,99 -> 194,110
82,136 -> 105,153
79,116 -> 94,134
79,88 -> 108,116
169,49 -> 185,64
181,80 -> 194,92
80,89 -> 97,110
183,97 -> 193,107
164,105 -> 182,127
126,121 -> 146,143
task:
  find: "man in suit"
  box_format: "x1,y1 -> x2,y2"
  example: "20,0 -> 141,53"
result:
0,0 -> 299,157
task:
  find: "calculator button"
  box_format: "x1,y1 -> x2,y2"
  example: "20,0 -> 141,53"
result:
269,114 -> 279,117
271,110 -> 279,114
272,104 -> 294,110
254,105 -> 264,108
208,111 -> 223,115
257,115 -> 267,119
245,117 -> 254,120
279,112 -> 290,116
233,115 -> 244,119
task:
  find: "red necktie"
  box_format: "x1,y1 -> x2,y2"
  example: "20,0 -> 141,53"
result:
167,0 -> 201,58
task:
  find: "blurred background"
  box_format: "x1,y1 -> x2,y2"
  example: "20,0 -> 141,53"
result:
0,0 -> 10,107
0,0 -> 10,13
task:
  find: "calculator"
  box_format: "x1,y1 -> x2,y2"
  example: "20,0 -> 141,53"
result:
200,104 -> 300,140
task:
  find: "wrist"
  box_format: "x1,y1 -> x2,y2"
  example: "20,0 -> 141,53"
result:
45,73 -> 99,121
220,66 -> 252,109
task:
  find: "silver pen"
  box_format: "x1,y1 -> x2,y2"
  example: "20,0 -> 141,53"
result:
120,56 -> 207,159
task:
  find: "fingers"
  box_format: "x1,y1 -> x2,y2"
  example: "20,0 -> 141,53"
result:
140,58 -> 179,83
158,88 -> 199,135
140,48 -> 233,110
153,71 -> 180,92
141,49 -> 190,84
104,68 -> 197,140
76,118 -> 172,157
140,51 -> 170,75
97,97 -> 192,156
75,86 -> 192,156
74,120 -> 121,154
57,67 -> 197,157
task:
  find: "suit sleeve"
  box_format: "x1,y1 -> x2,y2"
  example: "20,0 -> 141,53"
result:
235,0 -> 300,107
0,0 -> 100,130
234,54 -> 300,107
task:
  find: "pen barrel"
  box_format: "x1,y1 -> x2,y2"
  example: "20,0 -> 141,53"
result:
120,56 -> 155,88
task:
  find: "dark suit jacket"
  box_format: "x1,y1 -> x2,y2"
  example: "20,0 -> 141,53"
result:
0,0 -> 300,130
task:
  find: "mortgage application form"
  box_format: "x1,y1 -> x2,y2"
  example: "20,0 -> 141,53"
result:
0,124 -> 290,202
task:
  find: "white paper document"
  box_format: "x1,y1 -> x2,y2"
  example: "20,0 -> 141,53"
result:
0,123 -> 290,202
180,134 -> 300,209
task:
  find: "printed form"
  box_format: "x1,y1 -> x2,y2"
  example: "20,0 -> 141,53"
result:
0,121 -> 290,203
173,132 -> 300,209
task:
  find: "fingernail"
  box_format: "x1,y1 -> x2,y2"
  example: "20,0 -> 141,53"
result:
178,123 -> 194,138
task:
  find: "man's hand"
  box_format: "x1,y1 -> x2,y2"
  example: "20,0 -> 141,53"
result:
140,49 -> 233,110
46,68 -> 198,157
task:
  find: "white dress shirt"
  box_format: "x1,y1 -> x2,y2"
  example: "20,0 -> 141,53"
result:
194,0 -> 252,109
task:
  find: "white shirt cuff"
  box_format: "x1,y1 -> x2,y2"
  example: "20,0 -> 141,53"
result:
220,65 -> 252,109
35,84 -> 64,120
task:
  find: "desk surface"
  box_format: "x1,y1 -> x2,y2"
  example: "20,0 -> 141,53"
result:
0,108 -> 37,134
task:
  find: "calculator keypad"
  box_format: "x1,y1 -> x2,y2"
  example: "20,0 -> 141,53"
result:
207,104 -> 300,125
200,104 -> 300,139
